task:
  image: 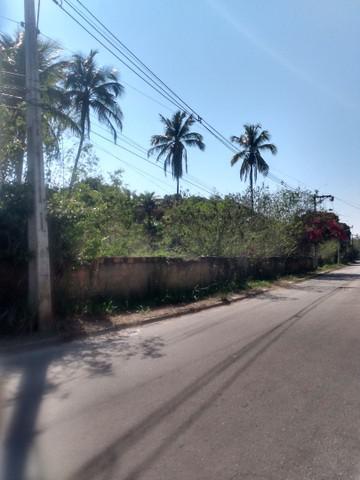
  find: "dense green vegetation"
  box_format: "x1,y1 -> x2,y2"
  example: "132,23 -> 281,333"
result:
0,174 -> 354,269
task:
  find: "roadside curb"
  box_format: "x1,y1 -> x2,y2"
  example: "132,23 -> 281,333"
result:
0,288 -> 267,354
0,264 -> 346,354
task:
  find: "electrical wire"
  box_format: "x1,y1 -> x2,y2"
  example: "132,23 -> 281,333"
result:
91,120 -> 219,194
334,196 -> 360,211
4,9 -> 359,212
71,0 -> 242,153
0,15 -> 24,26
91,120 -> 148,155
63,0 -> 191,114
51,0 -> 307,193
90,116 -> 218,194
52,0 -> 187,113
92,130 -> 215,196
53,0 -> 240,151
36,32 -> 176,113
92,142 -> 174,194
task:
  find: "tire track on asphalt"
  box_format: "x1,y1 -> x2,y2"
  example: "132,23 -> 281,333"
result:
69,281 -> 348,480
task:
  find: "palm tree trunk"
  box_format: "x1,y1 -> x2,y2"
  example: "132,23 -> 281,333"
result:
250,164 -> 254,212
69,131 -> 85,192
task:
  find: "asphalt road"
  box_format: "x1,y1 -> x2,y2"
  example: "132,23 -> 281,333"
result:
1,264 -> 360,480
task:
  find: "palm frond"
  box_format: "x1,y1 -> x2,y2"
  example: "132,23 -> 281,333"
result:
258,143 -> 277,154
239,157 -> 251,180
255,153 -> 269,176
148,142 -> 171,159
91,99 -> 123,141
230,150 -> 246,166
230,135 -> 242,144
184,138 -> 205,150
150,134 -> 170,146
178,113 -> 195,137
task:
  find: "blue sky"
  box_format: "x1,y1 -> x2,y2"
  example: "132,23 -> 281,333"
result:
2,0 -> 360,232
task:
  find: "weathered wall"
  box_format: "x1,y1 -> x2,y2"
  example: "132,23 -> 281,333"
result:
0,256 -> 314,312
56,256 -> 314,304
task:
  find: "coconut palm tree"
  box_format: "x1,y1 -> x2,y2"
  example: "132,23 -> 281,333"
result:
64,49 -> 124,190
148,111 -> 205,196
230,123 -> 277,211
0,31 -> 74,183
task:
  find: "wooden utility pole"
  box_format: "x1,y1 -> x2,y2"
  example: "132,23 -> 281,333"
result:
24,0 -> 53,329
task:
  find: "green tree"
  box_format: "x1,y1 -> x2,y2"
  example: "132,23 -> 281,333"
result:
64,50 -> 124,190
135,192 -> 162,247
0,31 -> 75,183
148,111 -> 205,196
230,124 -> 277,211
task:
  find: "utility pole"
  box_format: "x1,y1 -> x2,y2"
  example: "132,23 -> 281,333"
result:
311,190 -> 334,269
313,190 -> 334,212
24,0 -> 53,329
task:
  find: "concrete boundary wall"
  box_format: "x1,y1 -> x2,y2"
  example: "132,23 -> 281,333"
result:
56,256 -> 314,303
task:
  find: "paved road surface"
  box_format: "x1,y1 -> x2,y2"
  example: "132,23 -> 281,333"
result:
1,264 -> 360,480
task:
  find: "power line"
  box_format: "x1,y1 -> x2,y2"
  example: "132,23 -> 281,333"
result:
270,166 -> 360,212
52,0 -> 242,152
90,119 -> 218,194
8,27 -> 173,116
334,196 -> 360,211
91,120 -> 148,155
72,0 -> 242,154
36,32 -> 176,113
0,15 -> 24,26
52,0 -> 187,113
92,142 -> 174,194
74,0 -> 193,108
51,0 -> 306,193
270,167 -> 311,190
47,2 -> 241,185
4,9 -> 358,212
0,88 -> 215,193
93,129 -> 215,196
122,82 -> 174,113
89,114 -> 147,152
63,0 -> 190,113
92,129 -> 215,195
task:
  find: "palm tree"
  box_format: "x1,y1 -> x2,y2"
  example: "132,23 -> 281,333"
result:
148,111 -> 205,196
64,50 -> 124,190
0,31 -> 74,183
230,124 -> 277,211
136,192 -> 160,243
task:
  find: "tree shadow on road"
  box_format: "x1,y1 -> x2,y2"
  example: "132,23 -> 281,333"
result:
67,303 -> 314,480
256,291 -> 299,302
0,331 -> 165,480
317,272 -> 360,282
